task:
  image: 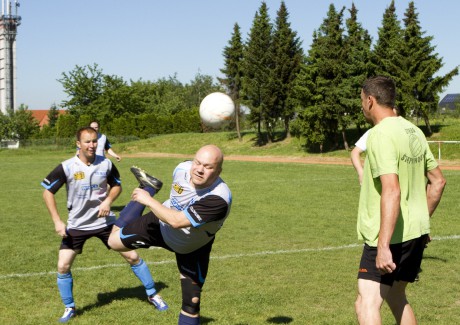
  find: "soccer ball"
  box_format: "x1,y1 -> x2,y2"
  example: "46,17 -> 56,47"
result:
199,92 -> 235,128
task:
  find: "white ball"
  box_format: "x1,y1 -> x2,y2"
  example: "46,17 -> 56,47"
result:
199,92 -> 235,128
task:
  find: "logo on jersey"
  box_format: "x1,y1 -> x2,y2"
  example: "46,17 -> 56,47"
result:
173,183 -> 184,194
189,206 -> 202,222
74,171 -> 85,180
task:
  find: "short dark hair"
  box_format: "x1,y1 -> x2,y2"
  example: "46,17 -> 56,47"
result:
362,76 -> 396,108
76,126 -> 97,141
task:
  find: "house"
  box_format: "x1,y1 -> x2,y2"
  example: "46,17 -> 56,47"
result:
438,93 -> 460,113
31,109 -> 66,128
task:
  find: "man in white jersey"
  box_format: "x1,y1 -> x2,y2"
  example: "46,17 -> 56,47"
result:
41,127 -> 167,323
354,76 -> 446,325
109,145 -> 232,325
90,121 -> 121,161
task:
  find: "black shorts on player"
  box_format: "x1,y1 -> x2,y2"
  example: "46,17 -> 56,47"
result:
357,234 -> 429,286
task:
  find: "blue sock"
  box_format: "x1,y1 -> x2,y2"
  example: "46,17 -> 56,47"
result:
178,313 -> 200,325
57,272 -> 75,308
115,187 -> 156,228
131,259 -> 156,296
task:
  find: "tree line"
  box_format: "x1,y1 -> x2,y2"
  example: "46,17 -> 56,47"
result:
1,1 -> 457,152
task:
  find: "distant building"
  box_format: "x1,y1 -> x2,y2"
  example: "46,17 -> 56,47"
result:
438,93 -> 460,113
31,109 -> 66,128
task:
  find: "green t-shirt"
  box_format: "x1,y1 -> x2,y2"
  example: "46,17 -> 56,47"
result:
357,117 -> 438,246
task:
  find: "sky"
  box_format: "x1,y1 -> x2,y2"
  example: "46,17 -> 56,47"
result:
13,0 -> 460,110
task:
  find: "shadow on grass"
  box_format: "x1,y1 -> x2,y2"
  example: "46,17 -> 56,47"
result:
267,316 -> 294,323
77,283 -> 168,316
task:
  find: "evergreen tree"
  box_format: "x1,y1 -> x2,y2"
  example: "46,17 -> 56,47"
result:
270,1 -> 303,139
292,4 -> 345,151
401,1 -> 459,135
341,3 -> 372,142
242,1 -> 273,140
47,103 -> 59,129
371,0 -> 407,109
219,23 -> 244,141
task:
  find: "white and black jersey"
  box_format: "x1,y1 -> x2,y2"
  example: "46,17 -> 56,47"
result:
96,133 -> 111,157
160,161 -> 232,254
41,155 -> 121,231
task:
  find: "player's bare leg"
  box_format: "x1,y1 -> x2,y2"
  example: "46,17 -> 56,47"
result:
385,281 -> 416,325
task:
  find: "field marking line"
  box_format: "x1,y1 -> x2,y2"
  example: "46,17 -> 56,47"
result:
1,235 -> 459,280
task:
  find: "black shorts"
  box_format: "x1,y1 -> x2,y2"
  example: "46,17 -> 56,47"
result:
60,225 -> 114,254
357,234 -> 429,286
120,211 -> 214,286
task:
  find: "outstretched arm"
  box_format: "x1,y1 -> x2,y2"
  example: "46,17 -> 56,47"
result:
107,148 -> 121,162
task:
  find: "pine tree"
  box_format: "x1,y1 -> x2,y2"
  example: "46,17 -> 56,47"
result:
291,4 -> 345,151
401,1 -> 459,135
219,23 -> 244,141
341,3 -> 372,143
242,1 -> 273,140
371,0 -> 406,109
270,1 -> 303,139
47,103 -> 60,128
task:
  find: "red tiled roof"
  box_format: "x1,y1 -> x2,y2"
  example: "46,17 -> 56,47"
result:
31,109 -> 66,128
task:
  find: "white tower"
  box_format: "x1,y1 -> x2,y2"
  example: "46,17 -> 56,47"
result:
0,0 -> 20,114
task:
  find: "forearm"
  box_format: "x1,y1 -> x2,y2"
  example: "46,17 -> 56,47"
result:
426,180 -> 446,216
145,198 -> 190,228
350,148 -> 363,172
105,185 -> 121,205
43,190 -> 61,224
378,181 -> 400,248
107,148 -> 120,160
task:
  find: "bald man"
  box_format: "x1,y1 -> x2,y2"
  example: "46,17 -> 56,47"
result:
109,145 -> 232,325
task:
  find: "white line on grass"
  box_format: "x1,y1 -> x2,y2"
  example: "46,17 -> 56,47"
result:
1,235 -> 459,280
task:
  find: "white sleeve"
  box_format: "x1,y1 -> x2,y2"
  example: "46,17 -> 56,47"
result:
355,129 -> 371,151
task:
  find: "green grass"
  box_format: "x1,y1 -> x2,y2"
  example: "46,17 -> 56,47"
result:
0,142 -> 459,324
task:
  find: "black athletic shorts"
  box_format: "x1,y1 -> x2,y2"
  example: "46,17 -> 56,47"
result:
357,234 -> 429,286
60,225 -> 114,254
120,211 -> 214,286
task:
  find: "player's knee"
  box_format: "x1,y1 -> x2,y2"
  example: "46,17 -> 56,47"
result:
181,277 -> 201,315
108,231 -> 123,251
57,262 -> 71,274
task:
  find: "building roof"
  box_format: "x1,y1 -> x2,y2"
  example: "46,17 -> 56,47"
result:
31,109 -> 66,127
439,93 -> 460,110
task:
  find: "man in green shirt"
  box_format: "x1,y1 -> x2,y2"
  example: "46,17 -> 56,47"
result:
355,76 -> 446,325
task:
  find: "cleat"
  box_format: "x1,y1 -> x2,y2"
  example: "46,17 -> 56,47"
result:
59,307 -> 75,323
130,166 -> 163,192
148,294 -> 169,311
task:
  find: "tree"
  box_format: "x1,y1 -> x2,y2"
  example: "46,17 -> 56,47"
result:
270,1 -> 303,138
220,23 -> 244,141
58,63 -> 104,118
292,4 -> 346,151
0,111 -> 13,142
8,105 -> 40,142
242,1 -> 273,141
371,0 -> 407,109
341,3 -> 373,140
400,1 -> 459,135
47,103 -> 60,128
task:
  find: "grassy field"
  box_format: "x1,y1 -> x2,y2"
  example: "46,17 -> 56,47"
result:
0,136 -> 459,324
